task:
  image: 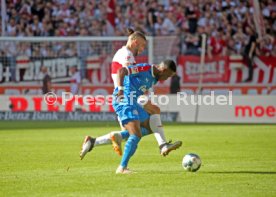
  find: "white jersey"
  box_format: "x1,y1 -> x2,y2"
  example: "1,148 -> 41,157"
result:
111,46 -> 136,87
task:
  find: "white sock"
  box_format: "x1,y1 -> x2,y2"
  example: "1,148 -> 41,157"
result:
94,131 -> 121,147
149,114 -> 167,146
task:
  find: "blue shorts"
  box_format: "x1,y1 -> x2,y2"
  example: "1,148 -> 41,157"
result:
113,102 -> 149,126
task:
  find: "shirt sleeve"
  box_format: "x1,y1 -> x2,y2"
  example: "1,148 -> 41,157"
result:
122,55 -> 134,67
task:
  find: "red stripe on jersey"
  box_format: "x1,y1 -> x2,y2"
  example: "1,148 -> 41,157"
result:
111,61 -> 122,74
129,65 -> 151,74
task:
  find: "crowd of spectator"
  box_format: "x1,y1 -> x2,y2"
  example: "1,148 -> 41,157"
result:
1,0 -> 276,57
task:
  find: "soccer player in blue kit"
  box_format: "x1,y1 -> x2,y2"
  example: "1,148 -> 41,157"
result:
80,59 -> 182,174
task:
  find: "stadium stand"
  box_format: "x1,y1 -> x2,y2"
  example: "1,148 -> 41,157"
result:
1,0 -> 275,57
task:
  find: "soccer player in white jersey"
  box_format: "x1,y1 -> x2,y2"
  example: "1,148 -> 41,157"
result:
80,29 -> 182,160
111,28 -> 145,88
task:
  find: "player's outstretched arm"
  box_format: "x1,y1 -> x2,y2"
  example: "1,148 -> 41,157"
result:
116,67 -> 129,99
117,67 -> 129,88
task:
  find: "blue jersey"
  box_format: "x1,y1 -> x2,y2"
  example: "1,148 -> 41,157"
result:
113,63 -> 157,104
112,63 -> 157,125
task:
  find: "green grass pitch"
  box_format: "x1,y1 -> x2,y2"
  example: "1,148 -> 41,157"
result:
0,121 -> 276,197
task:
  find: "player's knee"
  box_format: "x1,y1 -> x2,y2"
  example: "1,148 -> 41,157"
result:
144,103 -> 160,114
150,105 -> 160,114
141,121 -> 153,134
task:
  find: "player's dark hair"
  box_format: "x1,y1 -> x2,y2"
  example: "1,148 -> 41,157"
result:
127,28 -> 147,41
163,59 -> 176,72
127,28 -> 135,36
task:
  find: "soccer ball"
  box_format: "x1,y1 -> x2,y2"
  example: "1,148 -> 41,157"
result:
182,153 -> 202,172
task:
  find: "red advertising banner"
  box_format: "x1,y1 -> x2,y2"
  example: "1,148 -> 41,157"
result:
0,55 -> 275,95
178,55 -> 276,84
1,95 -> 275,123
178,56 -> 230,83
0,85 -> 170,96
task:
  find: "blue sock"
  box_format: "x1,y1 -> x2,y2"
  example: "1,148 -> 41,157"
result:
120,130 -> 129,139
120,134 -> 140,168
120,127 -> 149,140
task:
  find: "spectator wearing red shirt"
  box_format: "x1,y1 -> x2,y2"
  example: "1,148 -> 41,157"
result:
208,27 -> 227,58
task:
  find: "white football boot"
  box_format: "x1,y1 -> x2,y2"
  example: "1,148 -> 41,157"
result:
80,136 -> 95,160
160,140 -> 182,156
